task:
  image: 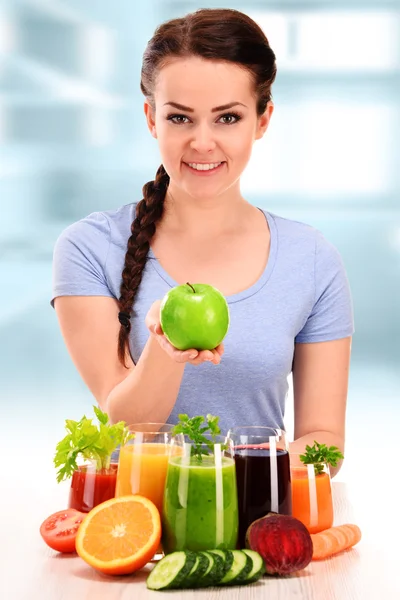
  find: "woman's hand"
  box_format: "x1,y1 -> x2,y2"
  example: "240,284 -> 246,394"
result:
145,300 -> 224,365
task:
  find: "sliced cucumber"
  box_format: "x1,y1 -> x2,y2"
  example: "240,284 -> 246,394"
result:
146,548 -> 263,591
198,551 -> 225,586
242,549 -> 265,583
146,551 -> 197,590
218,550 -> 253,586
208,549 -> 234,580
182,552 -> 209,588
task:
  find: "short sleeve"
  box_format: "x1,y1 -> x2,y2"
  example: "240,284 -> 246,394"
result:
295,231 -> 354,343
51,212 -> 114,307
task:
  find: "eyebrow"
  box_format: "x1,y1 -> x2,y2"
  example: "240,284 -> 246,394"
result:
163,101 -> 248,113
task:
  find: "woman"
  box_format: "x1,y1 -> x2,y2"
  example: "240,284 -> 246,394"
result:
51,9 -> 353,476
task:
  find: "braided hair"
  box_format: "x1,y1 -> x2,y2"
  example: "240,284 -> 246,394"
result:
117,165 -> 169,366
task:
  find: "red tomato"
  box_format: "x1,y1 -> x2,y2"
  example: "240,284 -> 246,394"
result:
40,508 -> 85,553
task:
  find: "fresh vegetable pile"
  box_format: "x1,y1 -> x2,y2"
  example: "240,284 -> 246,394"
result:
40,410 -> 362,588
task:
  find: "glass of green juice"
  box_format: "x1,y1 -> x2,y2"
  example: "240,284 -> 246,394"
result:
162,434 -> 239,553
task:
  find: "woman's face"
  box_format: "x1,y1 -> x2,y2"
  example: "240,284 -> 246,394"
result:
144,56 -> 273,201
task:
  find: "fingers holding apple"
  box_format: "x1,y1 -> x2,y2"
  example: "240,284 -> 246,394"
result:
155,330 -> 200,363
146,283 -> 229,366
190,343 -> 225,366
215,342 -> 224,356
145,299 -> 163,332
152,326 -> 220,366
145,300 -> 210,364
187,346 -> 222,366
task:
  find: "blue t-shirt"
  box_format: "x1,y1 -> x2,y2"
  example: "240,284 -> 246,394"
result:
51,202 -> 354,433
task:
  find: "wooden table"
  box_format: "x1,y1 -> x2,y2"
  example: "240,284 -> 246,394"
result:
4,477 -> 399,600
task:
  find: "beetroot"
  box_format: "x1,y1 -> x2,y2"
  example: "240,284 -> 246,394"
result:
246,512 -> 313,576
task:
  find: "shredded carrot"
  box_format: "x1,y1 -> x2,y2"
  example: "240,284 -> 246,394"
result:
311,524 -> 361,560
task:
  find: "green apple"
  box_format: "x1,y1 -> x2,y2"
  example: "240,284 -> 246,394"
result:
160,282 -> 230,351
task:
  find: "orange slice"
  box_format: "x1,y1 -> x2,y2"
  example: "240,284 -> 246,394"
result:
75,495 -> 161,575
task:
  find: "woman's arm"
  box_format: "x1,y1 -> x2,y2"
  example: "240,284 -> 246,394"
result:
290,337 -> 352,478
106,333 -> 188,425
54,296 -> 186,424
54,296 -> 221,425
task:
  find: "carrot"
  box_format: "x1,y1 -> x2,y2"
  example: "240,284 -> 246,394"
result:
311,524 -> 362,560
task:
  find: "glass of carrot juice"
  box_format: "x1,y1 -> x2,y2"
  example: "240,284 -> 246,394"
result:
115,423 -> 183,558
290,453 -> 333,534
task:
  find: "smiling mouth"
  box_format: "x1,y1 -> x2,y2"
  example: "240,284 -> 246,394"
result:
183,161 -> 226,172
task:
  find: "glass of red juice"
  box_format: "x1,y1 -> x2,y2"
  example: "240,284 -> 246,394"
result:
68,459 -> 118,513
227,426 -> 292,548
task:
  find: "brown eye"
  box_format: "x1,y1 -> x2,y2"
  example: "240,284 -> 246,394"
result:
167,114 -> 190,125
218,113 -> 242,125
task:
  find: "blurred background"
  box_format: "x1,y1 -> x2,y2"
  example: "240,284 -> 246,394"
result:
1,0 -> 399,489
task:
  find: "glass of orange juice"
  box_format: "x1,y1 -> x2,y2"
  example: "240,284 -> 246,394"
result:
290,453 -> 333,534
115,423 -> 182,559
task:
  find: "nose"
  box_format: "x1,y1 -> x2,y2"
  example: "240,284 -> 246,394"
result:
189,123 -> 217,154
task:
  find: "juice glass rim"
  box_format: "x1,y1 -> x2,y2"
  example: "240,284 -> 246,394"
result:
227,425 -> 284,437
74,457 -> 119,470
177,433 -> 232,451
180,433 -> 229,443
227,426 -> 288,451
170,434 -> 234,466
121,423 -> 180,448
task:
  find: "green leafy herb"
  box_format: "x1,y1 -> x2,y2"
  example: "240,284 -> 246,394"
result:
300,440 -> 344,475
171,413 -> 222,461
53,406 -> 133,482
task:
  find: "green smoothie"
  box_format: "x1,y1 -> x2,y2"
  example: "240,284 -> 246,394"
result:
162,454 -> 238,553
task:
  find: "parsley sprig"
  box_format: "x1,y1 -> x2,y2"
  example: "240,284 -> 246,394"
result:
53,406 -> 133,482
300,440 -> 344,475
171,413 -> 222,462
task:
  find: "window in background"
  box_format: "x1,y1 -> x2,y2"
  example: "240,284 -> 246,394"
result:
251,10 -> 398,72
242,102 -> 393,196
241,7 -> 399,203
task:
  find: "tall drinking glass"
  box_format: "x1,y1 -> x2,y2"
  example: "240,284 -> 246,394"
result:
162,434 -> 239,553
227,426 -> 292,548
115,423 -> 181,511
115,423 -> 183,559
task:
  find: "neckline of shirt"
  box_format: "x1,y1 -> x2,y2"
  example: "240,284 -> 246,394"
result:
147,208 -> 278,305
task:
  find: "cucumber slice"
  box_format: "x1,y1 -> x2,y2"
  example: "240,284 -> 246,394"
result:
198,551 -> 224,586
208,549 -> 234,580
182,552 -> 209,588
146,551 -> 197,590
242,549 -> 266,583
218,550 -> 253,586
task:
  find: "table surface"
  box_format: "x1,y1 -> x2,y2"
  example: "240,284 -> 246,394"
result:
3,478 -> 399,600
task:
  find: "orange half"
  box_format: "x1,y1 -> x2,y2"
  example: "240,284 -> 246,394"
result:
75,495 -> 161,575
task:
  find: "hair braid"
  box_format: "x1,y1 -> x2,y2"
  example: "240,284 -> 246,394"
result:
117,164 -> 169,366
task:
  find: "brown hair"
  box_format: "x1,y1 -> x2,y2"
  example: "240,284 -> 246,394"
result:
117,8 -> 277,366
